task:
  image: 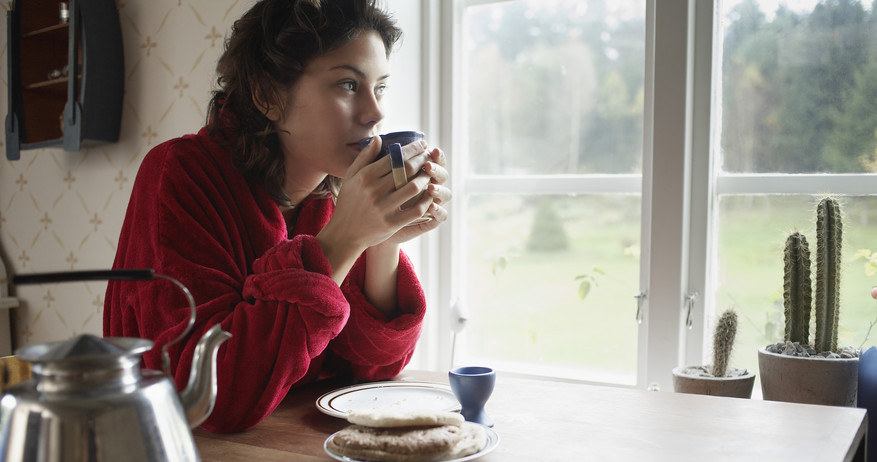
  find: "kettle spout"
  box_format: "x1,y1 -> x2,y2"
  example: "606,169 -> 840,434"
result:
179,324 -> 232,428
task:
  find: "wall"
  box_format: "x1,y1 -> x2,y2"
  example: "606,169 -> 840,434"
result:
0,0 -> 424,351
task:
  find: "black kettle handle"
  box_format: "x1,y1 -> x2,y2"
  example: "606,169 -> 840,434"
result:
13,269 -> 155,285
12,268 -> 196,377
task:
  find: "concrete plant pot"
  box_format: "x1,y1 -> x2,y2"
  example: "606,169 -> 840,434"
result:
672,366 -> 756,398
758,347 -> 859,406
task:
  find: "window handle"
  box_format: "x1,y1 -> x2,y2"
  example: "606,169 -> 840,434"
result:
684,291 -> 699,330
450,299 -> 468,368
634,291 -> 647,324
450,299 -> 468,333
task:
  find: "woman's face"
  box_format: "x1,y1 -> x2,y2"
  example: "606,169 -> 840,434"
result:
270,31 -> 389,190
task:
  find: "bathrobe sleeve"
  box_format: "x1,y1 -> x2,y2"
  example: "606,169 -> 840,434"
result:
104,130 -> 426,433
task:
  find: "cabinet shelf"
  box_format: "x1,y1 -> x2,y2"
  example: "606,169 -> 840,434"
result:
25,77 -> 69,90
22,22 -> 67,38
5,0 -> 123,160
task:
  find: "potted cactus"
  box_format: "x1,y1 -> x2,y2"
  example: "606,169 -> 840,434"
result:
758,197 -> 860,406
672,307 -> 756,398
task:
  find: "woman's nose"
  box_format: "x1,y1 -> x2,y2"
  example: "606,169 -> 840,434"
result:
359,92 -> 385,127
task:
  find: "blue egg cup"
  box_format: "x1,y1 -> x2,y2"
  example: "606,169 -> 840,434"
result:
449,366 -> 496,428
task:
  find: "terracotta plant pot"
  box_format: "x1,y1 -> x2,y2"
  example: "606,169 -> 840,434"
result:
672,366 -> 755,398
758,347 -> 859,406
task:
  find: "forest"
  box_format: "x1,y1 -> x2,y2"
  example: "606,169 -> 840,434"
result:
465,0 -> 877,175
723,0 -> 877,173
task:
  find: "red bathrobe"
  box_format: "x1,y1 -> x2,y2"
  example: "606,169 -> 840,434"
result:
104,127 -> 426,433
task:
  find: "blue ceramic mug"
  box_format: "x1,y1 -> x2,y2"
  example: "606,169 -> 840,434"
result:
364,131 -> 425,159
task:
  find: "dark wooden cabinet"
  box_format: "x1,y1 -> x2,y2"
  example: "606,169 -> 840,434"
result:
5,0 -> 123,161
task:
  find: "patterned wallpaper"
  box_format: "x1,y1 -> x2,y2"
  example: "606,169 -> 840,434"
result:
0,0 -> 421,353
0,0 -> 255,351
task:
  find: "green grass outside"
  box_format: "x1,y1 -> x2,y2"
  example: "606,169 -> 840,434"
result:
461,194 -> 877,383
463,194 -> 641,378
716,196 -> 877,377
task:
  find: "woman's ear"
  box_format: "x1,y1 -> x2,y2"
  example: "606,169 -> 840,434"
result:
252,86 -> 282,121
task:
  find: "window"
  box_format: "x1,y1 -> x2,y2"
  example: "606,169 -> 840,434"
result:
451,0 -> 646,385
711,0 -> 877,381
411,0 -> 877,390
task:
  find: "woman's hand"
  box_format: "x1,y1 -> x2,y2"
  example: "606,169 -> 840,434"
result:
379,144 -> 452,246
316,137 -> 447,284
362,141 -> 451,317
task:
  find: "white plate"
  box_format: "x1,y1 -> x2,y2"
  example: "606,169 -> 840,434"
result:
323,424 -> 500,462
315,381 -> 461,419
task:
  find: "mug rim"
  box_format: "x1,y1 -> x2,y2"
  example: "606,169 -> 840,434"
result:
375,131 -> 425,159
380,130 -> 424,139
450,366 -> 494,376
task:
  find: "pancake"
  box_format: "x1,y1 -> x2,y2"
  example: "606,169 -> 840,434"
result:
440,422 -> 487,460
328,424 -> 463,462
328,409 -> 488,461
347,409 -> 464,428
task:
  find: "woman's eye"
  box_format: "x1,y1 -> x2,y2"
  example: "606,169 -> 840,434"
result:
375,84 -> 387,97
340,81 -> 357,92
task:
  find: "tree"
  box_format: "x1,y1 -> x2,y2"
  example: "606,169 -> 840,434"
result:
721,0 -> 876,173
825,60 -> 877,171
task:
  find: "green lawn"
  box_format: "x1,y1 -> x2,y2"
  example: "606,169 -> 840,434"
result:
460,194 -> 877,383
463,194 -> 641,378
716,196 -> 877,377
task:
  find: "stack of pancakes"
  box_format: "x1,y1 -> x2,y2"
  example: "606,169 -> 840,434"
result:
328,409 -> 487,462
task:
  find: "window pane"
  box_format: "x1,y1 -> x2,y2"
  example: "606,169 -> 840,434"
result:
719,1 -> 877,174
714,195 -> 877,380
458,194 -> 641,384
464,1 -> 645,175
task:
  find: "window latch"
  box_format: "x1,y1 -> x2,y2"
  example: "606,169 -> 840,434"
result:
634,291 -> 647,324
684,291 -> 699,330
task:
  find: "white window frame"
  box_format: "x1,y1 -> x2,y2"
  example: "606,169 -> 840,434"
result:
407,0 -> 707,390
643,0 -> 707,389
399,0 -> 877,391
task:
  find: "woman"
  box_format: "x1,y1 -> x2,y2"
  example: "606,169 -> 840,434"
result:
104,0 -> 450,433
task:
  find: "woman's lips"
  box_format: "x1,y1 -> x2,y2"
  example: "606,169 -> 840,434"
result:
357,137 -> 374,150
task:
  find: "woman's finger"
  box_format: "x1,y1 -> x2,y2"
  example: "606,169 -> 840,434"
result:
427,183 -> 452,206
346,136 -> 384,180
429,147 -> 447,167
423,161 -> 449,185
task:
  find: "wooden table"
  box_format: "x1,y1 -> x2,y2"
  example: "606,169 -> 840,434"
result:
193,370 -> 867,461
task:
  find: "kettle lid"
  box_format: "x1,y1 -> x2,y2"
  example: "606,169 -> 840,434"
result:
16,335 -> 153,364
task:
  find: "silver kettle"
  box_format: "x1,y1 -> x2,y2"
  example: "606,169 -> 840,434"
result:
0,269 -> 232,462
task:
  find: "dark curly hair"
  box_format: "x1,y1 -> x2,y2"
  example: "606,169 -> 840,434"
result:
207,0 -> 402,206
